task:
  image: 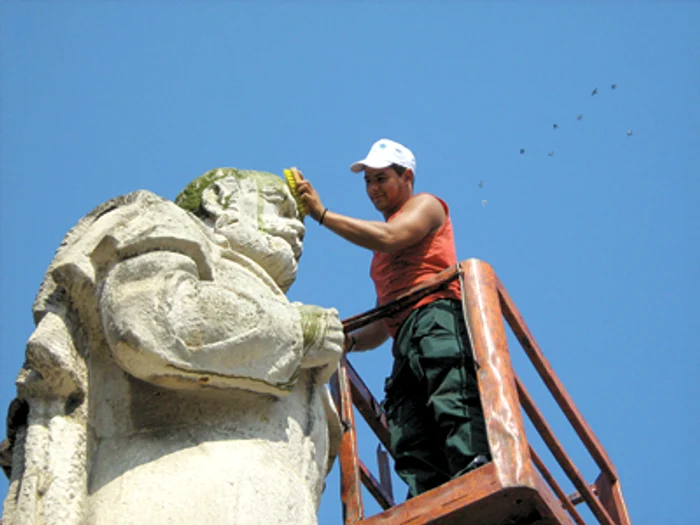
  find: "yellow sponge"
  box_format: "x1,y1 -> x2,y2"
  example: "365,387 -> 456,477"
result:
283,167 -> 308,219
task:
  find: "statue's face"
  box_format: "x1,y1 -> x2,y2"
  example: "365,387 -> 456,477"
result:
256,175 -> 306,282
200,171 -> 305,292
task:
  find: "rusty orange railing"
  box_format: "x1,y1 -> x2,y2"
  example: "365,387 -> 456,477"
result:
330,258 -> 631,525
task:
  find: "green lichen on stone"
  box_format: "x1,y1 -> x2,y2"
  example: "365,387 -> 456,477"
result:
175,168 -> 290,222
175,168 -> 301,225
299,306 -> 327,351
254,171 -> 287,193
175,168 -> 231,218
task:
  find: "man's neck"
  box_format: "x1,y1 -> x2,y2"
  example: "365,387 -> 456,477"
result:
382,192 -> 414,220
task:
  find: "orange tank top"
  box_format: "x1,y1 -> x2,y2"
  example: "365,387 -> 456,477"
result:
370,193 -> 461,338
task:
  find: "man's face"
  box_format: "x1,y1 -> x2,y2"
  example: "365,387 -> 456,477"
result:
364,166 -> 411,216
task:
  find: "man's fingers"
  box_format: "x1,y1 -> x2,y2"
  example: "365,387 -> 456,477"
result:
298,180 -> 313,195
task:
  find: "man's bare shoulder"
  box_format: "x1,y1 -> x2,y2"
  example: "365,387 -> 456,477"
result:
404,193 -> 445,216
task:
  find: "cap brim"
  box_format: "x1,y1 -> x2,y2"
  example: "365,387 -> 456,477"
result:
350,158 -> 393,173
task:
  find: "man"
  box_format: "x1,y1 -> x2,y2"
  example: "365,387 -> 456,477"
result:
297,139 -> 491,498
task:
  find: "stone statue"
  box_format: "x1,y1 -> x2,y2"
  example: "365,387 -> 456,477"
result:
1,168 -> 344,525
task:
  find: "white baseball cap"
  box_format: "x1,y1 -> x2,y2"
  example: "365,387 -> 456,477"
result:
350,139 -> 416,174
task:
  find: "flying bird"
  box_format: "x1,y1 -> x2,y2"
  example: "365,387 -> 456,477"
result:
553,124 -> 559,129
591,88 -> 598,96
481,200 -> 488,206
577,114 -> 583,120
548,151 -> 554,157
478,181 -> 484,188
520,148 -> 525,154
611,84 -> 617,90
626,130 -> 633,136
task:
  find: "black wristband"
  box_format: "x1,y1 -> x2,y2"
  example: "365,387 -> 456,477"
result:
319,208 -> 329,225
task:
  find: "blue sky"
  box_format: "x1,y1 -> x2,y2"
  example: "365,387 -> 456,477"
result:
1,2 -> 698,524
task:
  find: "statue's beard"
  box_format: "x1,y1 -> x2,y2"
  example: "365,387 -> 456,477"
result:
216,225 -> 299,293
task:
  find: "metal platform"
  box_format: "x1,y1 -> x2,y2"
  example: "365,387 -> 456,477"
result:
332,259 -> 631,525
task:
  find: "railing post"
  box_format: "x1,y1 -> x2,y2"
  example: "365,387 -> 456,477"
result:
376,445 -> 394,505
596,473 -> 632,525
459,258 -> 535,487
334,357 -> 364,524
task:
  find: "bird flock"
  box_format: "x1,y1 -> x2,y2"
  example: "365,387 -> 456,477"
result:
517,83 -> 632,158
478,83 -> 633,207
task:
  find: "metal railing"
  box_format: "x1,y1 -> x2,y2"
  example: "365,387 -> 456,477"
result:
331,259 -> 631,525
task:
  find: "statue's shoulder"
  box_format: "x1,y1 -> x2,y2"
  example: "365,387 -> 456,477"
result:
85,189 -> 193,225
34,190 -> 218,319
57,189 -> 215,263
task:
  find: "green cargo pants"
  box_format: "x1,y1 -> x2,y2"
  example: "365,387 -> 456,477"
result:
383,299 -> 490,498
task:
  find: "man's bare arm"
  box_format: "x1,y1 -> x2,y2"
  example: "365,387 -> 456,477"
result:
297,176 -> 445,252
345,319 -> 390,353
320,194 -> 444,253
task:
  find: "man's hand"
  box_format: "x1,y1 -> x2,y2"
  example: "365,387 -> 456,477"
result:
341,321 -> 389,355
295,173 -> 326,222
343,333 -> 356,354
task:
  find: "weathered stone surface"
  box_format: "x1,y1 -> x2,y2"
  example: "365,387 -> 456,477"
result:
2,169 -> 343,525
